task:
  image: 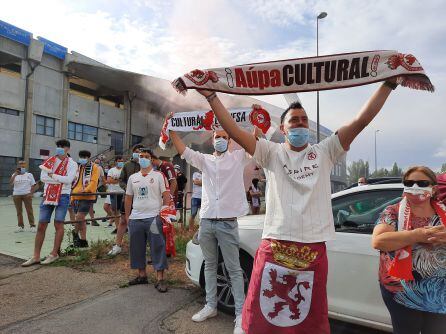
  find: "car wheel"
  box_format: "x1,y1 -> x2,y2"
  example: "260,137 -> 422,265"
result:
216,253 -> 253,314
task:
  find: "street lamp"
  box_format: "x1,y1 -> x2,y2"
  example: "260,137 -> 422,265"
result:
316,11 -> 327,143
374,129 -> 380,173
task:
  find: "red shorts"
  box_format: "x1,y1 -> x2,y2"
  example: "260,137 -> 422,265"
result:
242,239 -> 329,334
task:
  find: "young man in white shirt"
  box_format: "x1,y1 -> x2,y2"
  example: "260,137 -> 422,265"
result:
189,171 -> 202,231
195,79 -> 397,334
22,139 -> 78,267
125,149 -> 170,293
11,160 -> 37,232
170,128 -> 249,334
106,156 -> 125,231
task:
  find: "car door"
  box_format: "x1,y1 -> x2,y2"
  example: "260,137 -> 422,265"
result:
326,188 -> 402,326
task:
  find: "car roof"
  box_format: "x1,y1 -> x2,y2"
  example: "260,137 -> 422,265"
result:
332,183 -> 404,199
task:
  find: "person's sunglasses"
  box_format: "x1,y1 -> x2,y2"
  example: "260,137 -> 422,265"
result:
403,180 -> 432,187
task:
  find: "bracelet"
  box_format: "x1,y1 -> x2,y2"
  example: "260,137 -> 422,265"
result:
206,92 -> 217,103
383,80 -> 398,90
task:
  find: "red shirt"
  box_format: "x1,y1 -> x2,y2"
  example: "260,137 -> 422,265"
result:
159,161 -> 177,200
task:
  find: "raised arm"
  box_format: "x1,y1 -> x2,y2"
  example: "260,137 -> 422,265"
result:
337,81 -> 395,151
198,91 -> 257,156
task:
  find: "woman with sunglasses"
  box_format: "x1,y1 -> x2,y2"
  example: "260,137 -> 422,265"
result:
372,166 -> 446,334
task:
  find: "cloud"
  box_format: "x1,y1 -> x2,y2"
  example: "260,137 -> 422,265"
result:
434,140 -> 446,158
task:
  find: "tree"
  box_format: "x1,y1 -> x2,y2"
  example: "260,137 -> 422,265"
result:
347,159 -> 370,185
441,163 -> 446,173
389,162 -> 403,177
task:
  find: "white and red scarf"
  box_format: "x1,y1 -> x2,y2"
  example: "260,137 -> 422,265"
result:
40,156 -> 69,206
172,50 -> 433,95
159,107 -> 271,149
389,198 -> 446,280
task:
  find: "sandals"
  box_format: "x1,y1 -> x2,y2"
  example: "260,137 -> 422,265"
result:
155,280 -> 168,293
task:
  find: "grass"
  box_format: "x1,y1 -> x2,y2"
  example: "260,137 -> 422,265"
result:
174,227 -> 195,260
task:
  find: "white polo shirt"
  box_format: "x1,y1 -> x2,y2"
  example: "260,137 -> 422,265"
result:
182,148 -> 250,219
126,170 -> 168,219
253,134 -> 346,243
192,172 -> 202,199
12,173 -> 36,195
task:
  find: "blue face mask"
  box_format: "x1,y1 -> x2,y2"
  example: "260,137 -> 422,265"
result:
20,168 -> 27,174
78,158 -> 88,165
286,127 -> 309,147
56,147 -> 65,156
139,158 -> 151,169
214,138 -> 228,153
132,153 -> 139,160
117,162 -> 124,168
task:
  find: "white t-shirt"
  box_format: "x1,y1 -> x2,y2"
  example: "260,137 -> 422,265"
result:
107,167 -> 124,193
13,172 -> 36,195
192,172 -> 202,199
126,170 -> 168,220
253,134 -> 345,243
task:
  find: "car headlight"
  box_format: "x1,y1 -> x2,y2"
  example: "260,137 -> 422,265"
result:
192,231 -> 199,245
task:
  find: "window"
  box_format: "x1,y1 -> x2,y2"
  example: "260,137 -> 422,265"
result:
111,131 -> 124,155
0,63 -> 21,78
331,189 -> 403,234
36,115 -> 55,136
0,107 -> 19,116
68,122 -> 97,143
132,135 -> 143,146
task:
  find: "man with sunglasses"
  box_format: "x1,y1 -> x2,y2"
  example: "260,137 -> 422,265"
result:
125,149 -> 170,292
193,79 -> 398,334
169,127 -> 249,334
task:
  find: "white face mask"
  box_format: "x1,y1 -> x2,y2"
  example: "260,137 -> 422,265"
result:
403,184 -> 433,195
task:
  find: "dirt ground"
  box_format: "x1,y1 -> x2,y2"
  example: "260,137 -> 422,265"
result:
0,246 -> 193,329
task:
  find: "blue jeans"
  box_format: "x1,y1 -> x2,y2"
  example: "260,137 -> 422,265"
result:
191,198 -> 201,218
198,218 -> 245,316
39,194 -> 70,223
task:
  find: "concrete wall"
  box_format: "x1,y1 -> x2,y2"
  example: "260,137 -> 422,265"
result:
0,74 -> 25,110
0,112 -> 23,157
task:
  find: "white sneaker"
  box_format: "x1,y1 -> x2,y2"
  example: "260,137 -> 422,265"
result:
234,314 -> 245,334
191,305 -> 217,322
29,226 -> 37,233
22,257 -> 40,267
107,244 -> 122,256
14,226 -> 25,233
41,254 -> 59,265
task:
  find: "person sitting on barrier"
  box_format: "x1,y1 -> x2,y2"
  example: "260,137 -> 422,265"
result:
71,150 -> 100,248
22,139 -> 78,266
106,156 -> 125,231
125,148 -> 170,292
108,144 -> 143,256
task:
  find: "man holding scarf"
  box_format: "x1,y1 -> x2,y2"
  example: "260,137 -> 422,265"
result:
22,139 -> 78,266
169,128 -> 249,334
71,150 -> 100,248
194,79 -> 398,333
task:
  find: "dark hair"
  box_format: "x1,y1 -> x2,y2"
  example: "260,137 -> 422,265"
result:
56,139 -> 70,148
280,102 -> 304,124
115,155 -> 123,161
252,178 -> 259,187
79,150 -> 91,158
132,144 -> 144,152
403,166 -> 437,185
146,148 -> 158,159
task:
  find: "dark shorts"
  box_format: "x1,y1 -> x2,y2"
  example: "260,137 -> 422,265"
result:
39,194 -> 70,223
128,216 -> 168,271
73,200 -> 95,214
110,194 -> 124,212
191,197 -> 201,218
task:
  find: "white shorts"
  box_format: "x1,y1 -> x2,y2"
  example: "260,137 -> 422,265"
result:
105,195 -> 111,205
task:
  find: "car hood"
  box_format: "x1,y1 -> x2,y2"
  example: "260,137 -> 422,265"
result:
238,215 -> 265,230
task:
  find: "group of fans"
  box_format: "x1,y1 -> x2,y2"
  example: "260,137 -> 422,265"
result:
11,78 -> 446,334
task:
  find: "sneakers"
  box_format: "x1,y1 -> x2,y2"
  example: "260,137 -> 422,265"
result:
111,228 -> 117,234
234,314 -> 245,334
155,280 -> 168,293
107,244 -> 122,256
29,226 -> 37,233
106,224 -> 114,228
41,254 -> 59,265
72,230 -> 81,248
21,257 -> 40,267
191,305 -> 217,322
14,226 -> 25,233
91,221 -> 100,226
78,239 -> 89,248
128,276 -> 148,286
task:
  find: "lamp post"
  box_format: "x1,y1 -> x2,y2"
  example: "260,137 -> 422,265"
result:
316,11 -> 327,143
374,129 -> 380,173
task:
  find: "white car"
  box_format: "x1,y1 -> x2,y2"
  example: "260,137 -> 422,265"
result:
186,183 -> 405,332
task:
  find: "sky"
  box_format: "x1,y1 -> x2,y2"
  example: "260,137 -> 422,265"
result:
2,0 -> 445,171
